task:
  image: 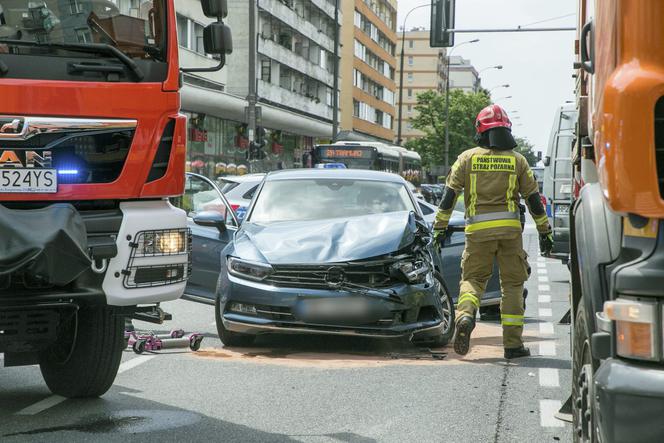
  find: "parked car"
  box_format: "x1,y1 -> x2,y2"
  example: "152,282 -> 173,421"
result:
417,198 -> 502,310
186,169 -> 455,347
217,173 -> 265,221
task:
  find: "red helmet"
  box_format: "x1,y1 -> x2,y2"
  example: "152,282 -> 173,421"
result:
475,104 -> 512,134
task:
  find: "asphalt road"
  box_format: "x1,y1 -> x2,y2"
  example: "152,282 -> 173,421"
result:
0,228 -> 573,442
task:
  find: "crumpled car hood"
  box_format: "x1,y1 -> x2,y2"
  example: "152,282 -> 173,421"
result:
234,211 -> 418,264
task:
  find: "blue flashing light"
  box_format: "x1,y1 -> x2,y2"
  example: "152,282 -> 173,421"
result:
58,169 -> 79,175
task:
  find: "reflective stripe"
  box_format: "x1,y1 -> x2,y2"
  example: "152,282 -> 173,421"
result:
468,174 -> 477,217
458,293 -> 480,309
437,212 -> 452,221
527,169 -> 534,179
507,174 -> 517,212
534,214 -> 549,225
467,211 -> 519,224
465,219 -> 522,233
501,314 -> 524,326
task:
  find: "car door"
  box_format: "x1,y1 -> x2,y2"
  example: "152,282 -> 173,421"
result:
172,173 -> 239,302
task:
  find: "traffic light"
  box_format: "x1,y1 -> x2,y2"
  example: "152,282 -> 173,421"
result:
248,127 -> 267,160
430,0 -> 455,47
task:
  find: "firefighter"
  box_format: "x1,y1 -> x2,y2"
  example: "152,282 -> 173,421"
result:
433,104 -> 553,359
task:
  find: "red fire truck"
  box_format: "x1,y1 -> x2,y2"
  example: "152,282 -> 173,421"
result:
0,0 -> 230,397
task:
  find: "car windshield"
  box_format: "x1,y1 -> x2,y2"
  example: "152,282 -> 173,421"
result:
248,179 -> 416,223
0,0 -> 165,60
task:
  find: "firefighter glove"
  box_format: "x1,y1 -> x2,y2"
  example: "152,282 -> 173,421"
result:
433,228 -> 447,247
539,232 -> 554,256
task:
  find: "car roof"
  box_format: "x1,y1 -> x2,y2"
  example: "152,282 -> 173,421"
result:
218,173 -> 265,183
265,169 -> 407,183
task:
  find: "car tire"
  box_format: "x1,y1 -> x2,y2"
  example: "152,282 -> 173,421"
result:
414,274 -> 455,347
572,303 -> 597,443
39,305 -> 124,398
215,295 -> 256,347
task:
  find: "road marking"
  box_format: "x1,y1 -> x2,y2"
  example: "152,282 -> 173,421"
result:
539,322 -> 555,335
538,284 -> 551,292
118,355 -> 155,374
537,268 -> 548,274
538,276 -> 549,283
538,295 -> 551,303
539,368 -> 560,387
15,395 -> 66,416
538,341 -> 557,356
540,400 -> 565,427
539,308 -> 553,317
536,262 -> 546,268
537,257 -> 545,262
15,355 -> 155,416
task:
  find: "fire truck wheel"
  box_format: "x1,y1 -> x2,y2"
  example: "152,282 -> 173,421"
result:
39,305 -> 124,398
215,295 -> 255,347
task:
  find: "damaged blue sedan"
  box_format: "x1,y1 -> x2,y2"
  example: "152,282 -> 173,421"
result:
212,169 -> 455,347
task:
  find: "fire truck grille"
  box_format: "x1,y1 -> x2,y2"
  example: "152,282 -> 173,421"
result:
0,129 -> 135,184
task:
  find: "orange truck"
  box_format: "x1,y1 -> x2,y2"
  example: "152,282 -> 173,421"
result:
0,0 -> 230,397
570,1 -> 664,441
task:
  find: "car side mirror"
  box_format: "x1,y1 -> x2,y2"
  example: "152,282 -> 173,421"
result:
193,211 -> 227,233
543,156 -> 551,167
201,0 -> 228,18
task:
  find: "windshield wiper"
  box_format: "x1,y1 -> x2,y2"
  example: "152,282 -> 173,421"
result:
0,39 -> 144,81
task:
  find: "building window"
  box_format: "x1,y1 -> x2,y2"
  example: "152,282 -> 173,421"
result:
280,67 -> 292,90
407,72 -> 413,82
408,40 -> 413,49
408,88 -> 412,97
261,59 -> 271,83
407,105 -> 412,112
353,100 -> 360,118
177,14 -> 189,48
408,56 -> 413,65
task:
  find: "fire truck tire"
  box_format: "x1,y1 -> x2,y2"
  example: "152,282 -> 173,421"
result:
39,305 -> 124,398
572,303 -> 597,443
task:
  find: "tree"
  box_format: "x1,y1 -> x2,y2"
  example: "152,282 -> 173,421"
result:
514,137 -> 539,166
405,89 -> 490,170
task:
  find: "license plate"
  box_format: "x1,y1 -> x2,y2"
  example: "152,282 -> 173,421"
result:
0,169 -> 57,193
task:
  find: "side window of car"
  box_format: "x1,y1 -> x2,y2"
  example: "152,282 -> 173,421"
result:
418,202 -> 435,216
172,175 -> 238,228
242,185 -> 259,200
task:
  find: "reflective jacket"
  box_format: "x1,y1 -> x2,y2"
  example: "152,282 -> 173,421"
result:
434,147 -> 551,241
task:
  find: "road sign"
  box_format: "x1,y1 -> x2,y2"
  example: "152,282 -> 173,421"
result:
430,0 -> 455,47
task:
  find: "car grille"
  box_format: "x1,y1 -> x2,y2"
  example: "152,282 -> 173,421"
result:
265,263 -> 394,290
655,97 -> 664,198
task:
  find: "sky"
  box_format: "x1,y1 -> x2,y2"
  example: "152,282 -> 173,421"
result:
397,0 -> 577,154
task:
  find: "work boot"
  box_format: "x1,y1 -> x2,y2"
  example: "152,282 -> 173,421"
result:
504,345 -> 531,359
454,316 -> 475,356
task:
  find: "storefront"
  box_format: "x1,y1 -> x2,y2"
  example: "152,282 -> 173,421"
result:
181,84 -> 334,181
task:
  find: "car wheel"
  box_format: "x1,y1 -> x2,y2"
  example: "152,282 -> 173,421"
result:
215,295 -> 256,347
39,305 -> 124,398
414,274 -> 455,347
572,303 -> 597,443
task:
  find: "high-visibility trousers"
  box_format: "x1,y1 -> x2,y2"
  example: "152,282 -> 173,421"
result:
456,234 -> 530,349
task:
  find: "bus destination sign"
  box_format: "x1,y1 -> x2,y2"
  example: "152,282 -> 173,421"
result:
321,148 -> 372,159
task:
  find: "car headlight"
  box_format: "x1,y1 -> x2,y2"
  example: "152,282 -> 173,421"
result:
390,259 -> 430,284
604,297 -> 658,361
134,229 -> 189,256
227,257 -> 273,281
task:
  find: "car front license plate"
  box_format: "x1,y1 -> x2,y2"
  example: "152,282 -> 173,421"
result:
0,169 -> 57,193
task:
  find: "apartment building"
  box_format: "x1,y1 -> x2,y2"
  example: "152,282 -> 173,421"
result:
395,29 -> 447,145
175,0 -> 341,177
448,55 -> 480,92
339,0 -> 398,142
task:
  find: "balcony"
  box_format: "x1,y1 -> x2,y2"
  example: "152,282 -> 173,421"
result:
259,0 -> 337,52
258,38 -> 334,87
258,80 -> 333,121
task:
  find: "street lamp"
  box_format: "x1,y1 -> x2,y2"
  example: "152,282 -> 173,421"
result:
474,65 -> 502,92
444,38 -> 480,172
396,3 -> 429,145
488,84 -> 510,93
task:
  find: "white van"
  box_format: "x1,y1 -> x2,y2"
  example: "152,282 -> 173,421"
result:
542,103 -> 577,260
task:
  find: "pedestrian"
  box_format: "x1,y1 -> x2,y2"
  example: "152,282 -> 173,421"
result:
433,104 -> 553,359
